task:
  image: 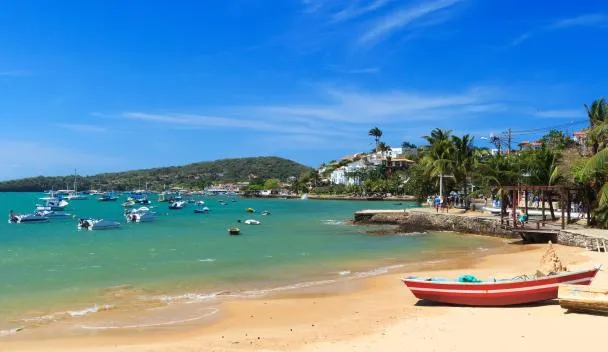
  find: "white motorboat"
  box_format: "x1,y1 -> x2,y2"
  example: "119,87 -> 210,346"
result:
195,200 -> 205,206
244,219 -> 261,225
36,198 -> 69,211
194,206 -> 210,214
125,207 -> 156,222
9,213 -> 49,224
78,219 -> 121,230
36,210 -> 72,219
168,200 -> 186,210
261,210 -> 271,216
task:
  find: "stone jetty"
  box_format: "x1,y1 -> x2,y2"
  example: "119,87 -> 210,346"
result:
354,208 -> 608,250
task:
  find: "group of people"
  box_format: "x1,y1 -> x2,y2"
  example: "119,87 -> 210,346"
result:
426,195 -> 450,213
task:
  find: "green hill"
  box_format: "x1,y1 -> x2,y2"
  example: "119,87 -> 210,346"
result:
0,156 -> 313,192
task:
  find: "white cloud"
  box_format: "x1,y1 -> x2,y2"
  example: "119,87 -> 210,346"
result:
327,65 -> 380,74
122,112 -> 350,137
0,141 -> 121,180
549,14 -> 608,29
510,13 -> 607,47
359,0 -> 461,46
58,124 -> 108,133
531,109 -> 585,119
0,70 -> 31,77
331,0 -> 393,22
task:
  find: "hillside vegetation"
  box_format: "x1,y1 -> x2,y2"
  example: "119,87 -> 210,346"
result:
0,157 -> 313,192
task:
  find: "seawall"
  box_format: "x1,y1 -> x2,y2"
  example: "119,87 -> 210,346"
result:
354,209 -> 608,249
354,209 -> 516,239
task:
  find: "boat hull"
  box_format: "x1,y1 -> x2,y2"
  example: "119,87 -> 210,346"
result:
402,268 -> 599,306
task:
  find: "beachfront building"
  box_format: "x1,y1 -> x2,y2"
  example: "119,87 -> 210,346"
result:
573,130 -> 589,155
518,141 -> 543,151
385,157 -> 415,170
329,159 -> 367,185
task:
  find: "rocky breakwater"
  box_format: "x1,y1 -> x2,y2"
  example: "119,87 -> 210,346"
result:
354,209 -> 517,239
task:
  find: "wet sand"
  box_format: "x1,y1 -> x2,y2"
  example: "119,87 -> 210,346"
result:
2,242 -> 606,352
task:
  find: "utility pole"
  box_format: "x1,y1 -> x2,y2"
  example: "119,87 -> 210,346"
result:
507,128 -> 512,155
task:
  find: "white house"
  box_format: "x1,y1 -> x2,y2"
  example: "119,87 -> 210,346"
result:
329,160 -> 367,185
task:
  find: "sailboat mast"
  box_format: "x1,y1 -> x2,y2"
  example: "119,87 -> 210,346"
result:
74,169 -> 77,193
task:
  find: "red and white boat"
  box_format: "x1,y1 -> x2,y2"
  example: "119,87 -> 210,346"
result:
402,267 -> 600,306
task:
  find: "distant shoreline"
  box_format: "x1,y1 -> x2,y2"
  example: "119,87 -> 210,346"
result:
244,194 -> 418,202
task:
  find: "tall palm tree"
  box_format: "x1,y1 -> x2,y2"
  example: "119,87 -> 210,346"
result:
368,127 -> 383,150
452,134 -> 475,209
584,98 -> 608,154
421,128 -> 453,197
579,119 -> 608,227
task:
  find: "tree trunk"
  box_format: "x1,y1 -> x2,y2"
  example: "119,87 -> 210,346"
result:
463,178 -> 469,210
548,192 -> 557,220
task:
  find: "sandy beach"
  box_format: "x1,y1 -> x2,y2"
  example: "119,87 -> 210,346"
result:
1,240 -> 606,352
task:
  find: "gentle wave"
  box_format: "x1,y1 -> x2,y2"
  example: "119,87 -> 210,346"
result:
322,219 -> 345,225
68,304 -> 113,317
20,304 -> 114,326
154,262 -> 411,304
197,258 -> 216,262
79,308 -> 219,330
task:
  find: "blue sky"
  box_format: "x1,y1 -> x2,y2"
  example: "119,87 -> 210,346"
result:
0,0 -> 606,180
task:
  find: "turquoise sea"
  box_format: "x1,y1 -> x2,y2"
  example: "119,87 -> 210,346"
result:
0,192 -> 507,336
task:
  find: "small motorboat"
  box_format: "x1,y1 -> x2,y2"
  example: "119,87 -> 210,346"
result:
402,267 -> 600,306
261,210 -> 271,216
9,213 -> 49,224
168,201 -> 186,210
36,210 -> 72,219
244,219 -> 260,225
228,227 -> 241,235
246,208 -> 255,213
37,198 -> 69,211
98,193 -> 119,202
78,218 -> 121,230
135,198 -> 151,205
125,207 -> 156,222
194,207 -> 210,214
195,200 -> 205,206
122,200 -> 136,207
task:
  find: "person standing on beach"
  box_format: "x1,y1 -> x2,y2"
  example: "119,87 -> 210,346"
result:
433,195 -> 440,213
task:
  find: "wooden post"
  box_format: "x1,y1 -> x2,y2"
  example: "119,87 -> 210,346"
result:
541,189 -> 546,225
500,193 -> 504,225
566,189 -> 571,224
512,190 -> 517,228
561,190 -> 566,230
524,189 -> 529,216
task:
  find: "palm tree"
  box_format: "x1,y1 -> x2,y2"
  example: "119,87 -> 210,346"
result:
421,128 -> 453,197
452,134 -> 475,209
579,119 -> 608,227
584,98 -> 608,154
377,142 -> 392,178
368,127 -> 383,150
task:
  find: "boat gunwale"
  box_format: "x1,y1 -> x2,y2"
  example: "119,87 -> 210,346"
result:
401,266 -> 600,287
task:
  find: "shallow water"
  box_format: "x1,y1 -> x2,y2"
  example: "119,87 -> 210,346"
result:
0,192 -> 507,334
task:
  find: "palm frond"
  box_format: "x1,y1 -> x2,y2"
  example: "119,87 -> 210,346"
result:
582,147 -> 608,176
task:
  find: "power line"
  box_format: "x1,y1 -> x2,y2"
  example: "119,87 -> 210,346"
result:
509,120 -> 587,136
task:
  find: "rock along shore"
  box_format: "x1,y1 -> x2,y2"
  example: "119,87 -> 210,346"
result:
354,209 -> 517,239
354,208 -> 608,249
